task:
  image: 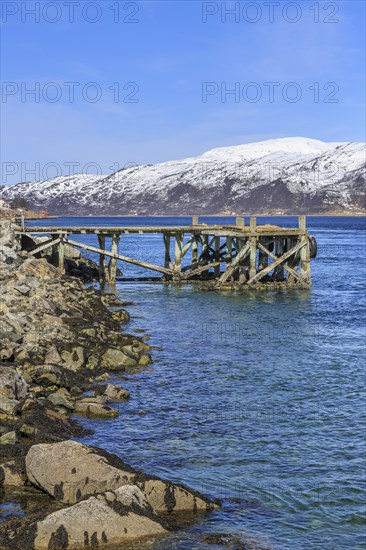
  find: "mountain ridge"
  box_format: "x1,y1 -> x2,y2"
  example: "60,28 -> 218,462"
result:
2,137 -> 365,215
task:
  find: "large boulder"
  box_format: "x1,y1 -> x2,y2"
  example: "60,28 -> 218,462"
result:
34,485 -> 166,549
26,441 -> 134,504
25,441 -> 217,514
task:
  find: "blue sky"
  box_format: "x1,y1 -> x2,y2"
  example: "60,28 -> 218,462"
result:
1,0 -> 365,183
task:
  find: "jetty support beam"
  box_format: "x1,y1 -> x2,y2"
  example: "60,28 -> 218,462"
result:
108,234 -> 121,284
298,216 -> 311,283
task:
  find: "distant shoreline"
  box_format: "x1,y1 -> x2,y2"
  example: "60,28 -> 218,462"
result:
37,212 -> 366,218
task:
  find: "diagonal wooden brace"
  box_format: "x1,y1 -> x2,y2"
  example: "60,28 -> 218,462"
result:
247,240 -> 306,285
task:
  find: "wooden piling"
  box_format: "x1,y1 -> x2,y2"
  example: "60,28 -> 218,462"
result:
163,234 -> 171,269
298,216 -> 310,283
108,234 -> 121,284
174,233 -> 183,275
192,236 -> 198,263
97,235 -> 107,282
249,217 -> 257,280
214,236 -> 221,276
58,237 -> 65,275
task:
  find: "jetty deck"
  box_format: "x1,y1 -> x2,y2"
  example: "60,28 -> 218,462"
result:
18,216 -> 316,288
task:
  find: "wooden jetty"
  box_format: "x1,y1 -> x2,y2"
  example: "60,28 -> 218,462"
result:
18,216 -> 317,289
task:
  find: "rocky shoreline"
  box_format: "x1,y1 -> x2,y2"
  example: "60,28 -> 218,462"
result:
0,221 -> 218,549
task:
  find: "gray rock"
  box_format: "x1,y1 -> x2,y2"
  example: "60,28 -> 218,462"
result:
101,348 -> 137,370
47,388 -> 74,410
25,441 -> 217,514
74,402 -> 119,418
0,431 -> 17,445
95,383 -> 130,401
34,485 -> 166,549
0,398 -> 19,415
0,366 -> 29,400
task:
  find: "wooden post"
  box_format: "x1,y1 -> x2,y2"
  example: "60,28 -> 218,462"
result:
249,217 -> 257,280
274,238 -> 284,281
58,237 -> 65,275
163,234 -> 171,269
192,236 -> 198,263
238,238 -> 246,283
236,217 -> 244,228
108,234 -> 120,284
51,234 -> 58,264
214,236 -> 221,276
192,216 -> 199,225
298,216 -> 310,283
98,235 -> 107,282
258,237 -> 269,271
286,237 -> 297,283
174,233 -> 183,274
226,236 -> 232,265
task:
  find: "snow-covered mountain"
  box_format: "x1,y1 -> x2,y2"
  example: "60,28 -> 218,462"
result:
3,137 -> 365,214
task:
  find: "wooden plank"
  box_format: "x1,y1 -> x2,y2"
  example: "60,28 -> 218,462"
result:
217,242 -> 250,285
29,237 -> 61,256
257,241 -> 300,280
184,260 -> 224,279
66,239 -> 172,276
181,236 -> 195,258
247,240 -> 306,285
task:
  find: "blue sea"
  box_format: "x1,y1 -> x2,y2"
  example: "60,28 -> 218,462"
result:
27,216 -> 366,550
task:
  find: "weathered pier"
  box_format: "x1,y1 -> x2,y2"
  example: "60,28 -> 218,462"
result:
18,216 -> 317,288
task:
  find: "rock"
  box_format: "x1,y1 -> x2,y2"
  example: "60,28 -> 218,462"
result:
18,257 -> 57,280
0,459 -> 27,487
60,346 -> 85,371
44,345 -> 62,365
95,383 -> 130,401
137,478 -> 212,514
0,366 -> 28,400
94,372 -> 109,382
74,402 -> 119,418
139,354 -> 152,366
101,348 -> 137,370
34,486 -> 166,549
26,441 -> 134,504
47,388 -> 74,410
0,430 -> 17,444
0,398 -> 19,415
25,441 -> 217,514
111,309 -> 130,323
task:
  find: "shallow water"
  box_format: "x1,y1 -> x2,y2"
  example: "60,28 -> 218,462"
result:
28,216 -> 366,549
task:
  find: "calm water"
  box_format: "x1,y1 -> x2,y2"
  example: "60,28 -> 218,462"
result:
28,216 -> 366,549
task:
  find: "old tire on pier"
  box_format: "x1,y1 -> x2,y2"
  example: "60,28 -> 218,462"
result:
309,236 -> 318,258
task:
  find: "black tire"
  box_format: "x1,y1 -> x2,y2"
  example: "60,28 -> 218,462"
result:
309,236 -> 318,258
